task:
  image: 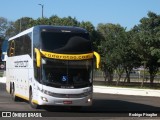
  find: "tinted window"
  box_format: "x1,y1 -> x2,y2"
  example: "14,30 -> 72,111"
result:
8,33 -> 32,57
41,59 -> 93,88
7,40 -> 15,57
41,32 -> 92,54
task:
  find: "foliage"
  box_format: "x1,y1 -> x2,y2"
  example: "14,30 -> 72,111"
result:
0,17 -> 7,38
97,23 -> 127,83
0,17 -> 13,39
1,11 -> 160,86
136,11 -> 160,85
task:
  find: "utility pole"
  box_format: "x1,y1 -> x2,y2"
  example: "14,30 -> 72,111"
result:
38,4 -> 44,18
19,19 -> 22,32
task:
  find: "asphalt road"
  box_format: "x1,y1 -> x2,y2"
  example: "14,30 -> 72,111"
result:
0,83 -> 160,120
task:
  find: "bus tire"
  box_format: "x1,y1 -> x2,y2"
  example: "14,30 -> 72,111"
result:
29,89 -> 39,109
11,83 -> 18,101
10,83 -> 12,94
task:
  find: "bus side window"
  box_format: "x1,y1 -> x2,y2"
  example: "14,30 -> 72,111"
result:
33,56 -> 40,82
8,40 -> 15,57
24,34 -> 31,57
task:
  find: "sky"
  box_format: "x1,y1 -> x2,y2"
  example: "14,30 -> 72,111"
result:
1,0 -> 160,30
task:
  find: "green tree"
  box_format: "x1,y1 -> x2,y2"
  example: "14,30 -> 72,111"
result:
79,21 -> 100,51
0,17 -> 8,38
61,16 -> 79,26
123,28 -> 141,83
97,23 -> 127,84
34,17 -> 51,25
80,21 -> 95,33
49,15 -> 62,25
6,17 -> 34,37
0,17 -> 13,39
5,21 -> 15,39
49,15 -> 79,26
137,11 -> 160,85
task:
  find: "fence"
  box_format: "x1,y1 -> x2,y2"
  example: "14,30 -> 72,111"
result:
93,70 -> 160,84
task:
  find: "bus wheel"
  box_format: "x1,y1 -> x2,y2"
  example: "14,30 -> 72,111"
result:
29,89 -> 39,109
11,83 -> 18,101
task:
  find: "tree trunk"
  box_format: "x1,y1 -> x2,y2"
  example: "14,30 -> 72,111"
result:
124,68 -> 131,83
149,65 -> 158,87
103,68 -> 113,85
150,74 -> 155,86
108,72 -> 113,84
141,62 -> 146,87
116,75 -> 121,86
103,70 -> 108,82
126,73 -> 130,83
116,66 -> 124,86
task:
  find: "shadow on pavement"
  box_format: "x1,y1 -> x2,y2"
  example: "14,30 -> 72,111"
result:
44,99 -> 160,113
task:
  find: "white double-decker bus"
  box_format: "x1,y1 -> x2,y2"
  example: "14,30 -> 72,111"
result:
6,25 -> 100,109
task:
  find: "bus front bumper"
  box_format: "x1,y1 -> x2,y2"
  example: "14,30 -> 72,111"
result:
37,93 -> 92,106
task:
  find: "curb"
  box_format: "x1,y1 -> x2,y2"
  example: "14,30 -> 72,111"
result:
93,85 -> 160,97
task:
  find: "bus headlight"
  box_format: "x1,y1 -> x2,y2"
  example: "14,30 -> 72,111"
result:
86,98 -> 92,103
41,96 -> 48,102
87,98 -> 91,102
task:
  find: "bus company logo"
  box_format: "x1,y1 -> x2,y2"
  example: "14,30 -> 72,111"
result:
41,51 -> 93,60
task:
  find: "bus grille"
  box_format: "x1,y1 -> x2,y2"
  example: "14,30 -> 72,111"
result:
42,89 -> 91,98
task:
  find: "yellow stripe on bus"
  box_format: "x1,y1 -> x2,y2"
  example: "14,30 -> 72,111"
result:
41,51 -> 94,60
32,100 -> 39,105
15,94 -> 29,101
15,94 -> 39,105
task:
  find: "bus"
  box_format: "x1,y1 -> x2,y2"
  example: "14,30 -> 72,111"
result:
6,25 -> 100,109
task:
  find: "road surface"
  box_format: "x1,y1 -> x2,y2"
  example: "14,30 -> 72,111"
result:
0,83 -> 160,119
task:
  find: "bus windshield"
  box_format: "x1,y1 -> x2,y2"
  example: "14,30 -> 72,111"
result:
41,32 -> 92,54
41,58 -> 93,88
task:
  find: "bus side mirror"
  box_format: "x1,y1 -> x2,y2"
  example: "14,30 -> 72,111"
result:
93,51 -> 100,69
34,48 -> 41,67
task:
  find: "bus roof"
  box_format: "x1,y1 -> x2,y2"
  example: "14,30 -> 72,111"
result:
34,25 -> 88,33
9,27 -> 34,41
9,25 -> 88,41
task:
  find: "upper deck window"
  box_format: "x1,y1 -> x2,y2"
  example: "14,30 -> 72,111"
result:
41,32 -> 92,54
